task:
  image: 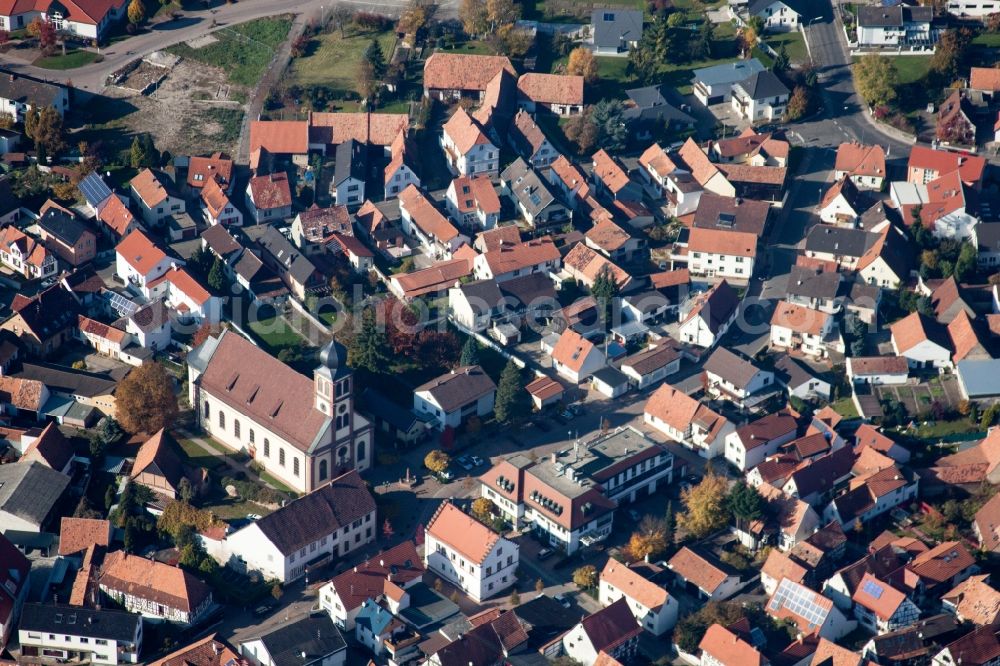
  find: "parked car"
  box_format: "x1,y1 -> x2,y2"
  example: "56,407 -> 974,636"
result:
253,603 -> 275,617
538,547 -> 555,561
456,456 -> 474,471
470,455 -> 484,467
628,509 -> 641,522
246,513 -> 262,521
438,468 -> 455,482
553,593 -> 572,608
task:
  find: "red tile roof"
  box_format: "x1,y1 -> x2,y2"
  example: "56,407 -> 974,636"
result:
248,172 -> 292,210
116,229 -> 167,276
249,120 -> 309,155
424,53 -> 516,92
517,73 -> 584,105
835,142 -> 886,179
426,501 -> 501,564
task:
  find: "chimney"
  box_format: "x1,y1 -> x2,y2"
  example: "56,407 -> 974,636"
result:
8,74 -> 14,81
551,452 -> 557,463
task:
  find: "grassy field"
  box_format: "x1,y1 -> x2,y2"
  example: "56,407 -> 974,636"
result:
246,311 -> 305,353
190,107 -> 243,147
34,49 -> 100,69
765,31 -> 807,63
830,397 -> 860,419
973,32 -> 1000,47
176,437 -> 227,471
290,28 -> 397,90
168,17 -> 292,86
522,0 -> 644,22
890,55 -> 933,85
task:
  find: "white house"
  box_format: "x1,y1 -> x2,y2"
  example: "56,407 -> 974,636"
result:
188,333 -> 374,495
835,143 -> 887,191
398,184 -> 469,260
770,301 -> 837,360
129,169 -> 184,228
723,410 -> 798,472
561,599 -> 641,665
890,311 -> 953,370
686,227 -> 757,280
644,384 -> 734,458
620,343 -> 680,390
240,615 -> 346,666
330,139 -> 365,208
692,59 -> 766,107
702,347 -> 775,409
441,108 -> 498,177
767,577 -> 854,640
819,178 -> 869,225
203,470 -> 376,583
115,229 -> 177,290
413,366 -> 497,430
857,5 -> 934,48
97,550 -> 213,625
749,0 -> 803,31
0,70 -> 70,122
318,541 -> 424,631
424,501 -> 518,602
677,281 -> 741,349
549,328 -> 606,383
730,70 -> 790,122
599,560 -> 678,636
668,547 -> 742,600
852,573 -> 921,635
18,604 -> 142,666
638,143 -> 703,217
445,175 -> 501,230
946,0 -> 1000,17
890,171 -> 976,240
700,623 -> 764,666
473,236 -> 561,282
846,356 -> 910,385
384,131 -> 420,199
245,172 -> 293,223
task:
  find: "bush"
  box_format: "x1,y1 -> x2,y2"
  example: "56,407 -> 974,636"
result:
354,11 -> 392,31
221,476 -> 284,505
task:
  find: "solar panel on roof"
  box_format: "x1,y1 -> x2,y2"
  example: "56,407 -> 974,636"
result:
78,173 -> 113,208
771,578 -> 829,628
107,291 -> 139,317
863,579 -> 884,599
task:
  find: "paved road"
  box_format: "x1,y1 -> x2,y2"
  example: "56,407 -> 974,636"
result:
0,0 -> 448,92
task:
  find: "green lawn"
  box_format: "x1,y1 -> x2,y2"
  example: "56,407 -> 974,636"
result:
522,0 -> 645,22
176,437 -> 226,471
190,107 -> 243,149
765,30 -> 807,64
290,28 -> 397,90
831,397 -> 860,419
436,39 -> 496,56
246,311 -> 305,353
258,470 -> 297,494
34,49 -> 100,69
890,55 -> 933,85
167,16 -> 293,86
973,32 -> 1000,47
908,419 -> 982,441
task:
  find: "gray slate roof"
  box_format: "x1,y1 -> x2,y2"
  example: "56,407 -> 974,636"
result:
20,604 -> 141,642
39,209 -> 93,246
0,68 -> 67,109
501,158 -> 559,219
787,266 -> 841,300
735,70 -> 790,101
334,139 -> 365,187
693,58 -> 765,88
591,8 -> 643,48
858,5 -> 933,27
250,225 -> 318,286
804,225 -> 878,258
0,461 -> 70,528
254,615 -> 346,666
415,365 -> 497,413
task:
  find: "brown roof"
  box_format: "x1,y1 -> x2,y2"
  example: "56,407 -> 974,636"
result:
891,311 -> 952,355
248,172 -> 292,210
650,268 -> 690,289
450,175 -> 501,215
579,598 -> 642,655
525,375 -> 564,400
517,73 -> 584,105
943,575 -> 1000,626
475,225 -> 521,252
692,193 -> 770,236
835,142 -> 886,179
717,163 -> 787,186
444,107 -> 492,154
678,137 -> 722,186
249,120 -> 309,155
771,300 -> 830,337
906,540 -> 975,585
391,257 -> 473,298
59,517 -> 110,556
130,168 -> 171,207
131,428 -> 184,491
585,219 -> 632,253
762,549 -> 807,585
424,53 -> 515,92
197,330 -> 335,452
639,143 -> 678,180
327,541 -> 424,613
78,315 -> 127,345
148,634 -> 239,666
811,638 -> 863,666
600,560 -> 668,611
399,184 -> 460,242
308,111 -> 408,146
971,67 -> 1000,92
621,343 -> 679,376
939,624 -> 1000,666
592,149 -> 631,194
668,547 -> 732,593
852,572 -> 907,621
949,310 -> 987,362
564,242 -> 631,287
98,196 -> 135,237
187,152 -> 234,189
200,178 -> 231,219
0,376 -> 45,412
735,411 -> 798,449
551,328 -> 598,373
99,550 -> 211,613
481,237 -> 559,276
415,365 -> 496,413
699,623 -> 764,666
426,501 -> 501,564
512,108 -> 550,154
22,421 -> 74,471
688,227 -> 757,258
848,356 -> 908,376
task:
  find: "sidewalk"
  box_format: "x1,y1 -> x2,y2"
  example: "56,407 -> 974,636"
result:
174,427 -> 287,492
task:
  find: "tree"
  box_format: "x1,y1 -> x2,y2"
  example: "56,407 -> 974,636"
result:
471,497 -> 495,523
129,135 -> 152,168
207,257 -> 226,292
664,500 -> 675,548
930,28 -> 971,82
363,39 -> 387,80
460,337 -> 480,367
24,105 -> 65,157
331,5 -> 353,37
855,54 -> 898,107
591,99 -> 627,153
127,0 -> 146,25
784,86 -> 811,121
357,59 -> 379,101
739,25 -> 758,56
563,107 -> 598,153
115,362 -> 179,434
694,19 -> 714,60
674,602 -> 747,654
955,242 -> 977,282
573,565 -> 597,589
981,403 -> 1000,431
272,583 -> 283,600
509,588 -> 520,605
747,15 -> 764,35
397,0 -> 429,37
726,482 -> 764,532
625,516 -> 668,561
348,306 -> 389,373
460,0 -> 488,36
484,0 -> 518,36
773,43 -> 790,73
591,265 -> 619,327
0,113 -> 14,130
178,477 -> 194,503
627,44 -> 658,85
677,472 -> 728,538
157,501 -> 221,540
567,46 -> 598,83
424,450 -> 450,474
28,18 -> 56,51
535,578 -> 545,594
104,484 -> 116,510
494,359 -> 528,423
